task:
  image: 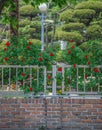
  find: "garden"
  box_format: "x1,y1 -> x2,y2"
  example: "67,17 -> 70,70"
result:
0,0 -> 102,96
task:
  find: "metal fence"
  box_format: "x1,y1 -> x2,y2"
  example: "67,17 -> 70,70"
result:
0,65 -> 102,97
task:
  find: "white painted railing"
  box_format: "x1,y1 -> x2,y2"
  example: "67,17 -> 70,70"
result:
0,65 -> 102,97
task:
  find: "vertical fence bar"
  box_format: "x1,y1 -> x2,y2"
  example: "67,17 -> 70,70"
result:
76,66 -> 79,92
52,64 -> 56,96
9,67 -> 11,90
2,67 -> 4,94
62,65 -> 65,93
30,66 -> 32,88
91,67 -> 93,93
37,67 -> 39,87
44,67 -> 47,95
16,67 -> 18,93
84,67 -> 86,92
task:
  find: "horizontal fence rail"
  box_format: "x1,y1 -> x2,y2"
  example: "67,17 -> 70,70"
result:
0,65 -> 102,97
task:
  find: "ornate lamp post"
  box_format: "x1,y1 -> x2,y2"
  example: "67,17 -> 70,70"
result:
39,3 -> 47,51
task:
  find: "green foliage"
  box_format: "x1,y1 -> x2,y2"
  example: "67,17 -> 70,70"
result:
30,21 -> 41,31
73,9 -> 95,19
86,25 -> 102,39
62,22 -> 85,32
55,30 -> 83,42
19,19 -> 31,27
60,10 -> 73,22
75,0 -> 102,12
20,5 -> 39,16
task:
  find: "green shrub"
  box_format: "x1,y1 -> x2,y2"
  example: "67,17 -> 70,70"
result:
73,9 -> 95,19
55,30 -> 83,42
19,19 -> 31,27
20,5 -> 39,16
75,0 -> 102,12
62,22 -> 85,32
86,25 -> 102,39
60,10 -> 73,22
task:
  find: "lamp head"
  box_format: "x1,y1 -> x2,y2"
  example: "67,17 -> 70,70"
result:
39,3 -> 47,13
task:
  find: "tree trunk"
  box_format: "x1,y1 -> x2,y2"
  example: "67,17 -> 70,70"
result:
10,0 -> 19,37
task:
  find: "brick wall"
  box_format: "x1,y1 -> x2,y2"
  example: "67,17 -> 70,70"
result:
0,98 -> 102,130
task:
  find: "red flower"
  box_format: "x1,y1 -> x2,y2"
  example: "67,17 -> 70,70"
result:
68,50 -> 71,54
4,48 -> 7,51
58,67 -> 62,71
39,54 -> 42,56
85,55 -> 88,59
85,74 -> 88,79
29,87 -> 33,91
38,57 -> 43,61
88,61 -> 91,65
6,41 -> 10,46
71,46 -> 75,49
94,68 -> 99,73
69,39 -> 74,43
21,82 -> 24,85
22,72 -> 25,77
29,41 -> 32,45
50,53 -> 54,56
73,64 -> 76,68
48,75 -> 51,79
27,46 -> 30,50
4,57 -> 8,61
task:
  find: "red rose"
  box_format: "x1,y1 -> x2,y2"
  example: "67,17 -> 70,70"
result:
4,48 -> 7,51
29,41 -> 32,45
88,61 -> 91,65
50,53 -> 54,56
29,87 -> 33,91
27,46 -> 30,50
39,54 -> 42,56
4,57 -> 8,61
21,82 -> 24,85
38,57 -> 43,61
6,41 -> 10,46
69,39 -> 74,43
85,74 -> 88,79
68,50 -> 71,54
85,55 -> 88,59
94,68 -> 99,73
71,46 -> 75,49
22,72 -> 25,77
73,64 -> 76,68
48,75 -> 51,79
58,67 -> 62,71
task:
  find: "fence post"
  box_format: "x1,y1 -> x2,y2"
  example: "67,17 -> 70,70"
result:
52,63 -> 57,96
